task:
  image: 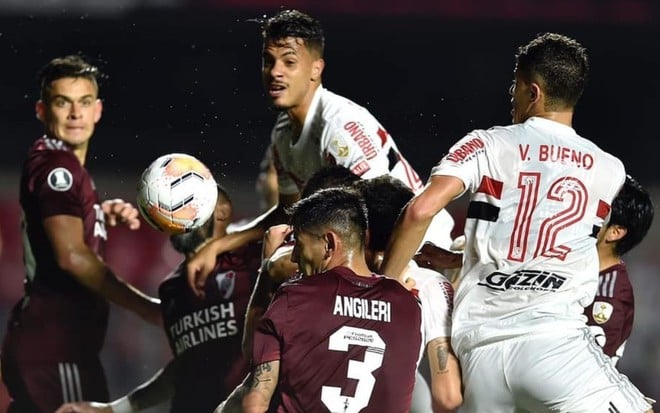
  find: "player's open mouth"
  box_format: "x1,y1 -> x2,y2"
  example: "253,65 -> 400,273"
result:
269,84 -> 286,97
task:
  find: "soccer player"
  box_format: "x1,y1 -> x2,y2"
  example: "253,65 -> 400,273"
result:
354,176 -> 462,412
242,188 -> 423,413
381,33 -> 653,412
0,55 -> 161,413
585,175 -> 654,366
55,185 -> 262,413
186,8 -> 455,297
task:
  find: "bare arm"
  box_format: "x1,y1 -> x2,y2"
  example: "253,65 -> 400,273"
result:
427,337 -> 463,412
242,361 -> 280,413
214,373 -> 253,413
381,175 -> 464,282
186,193 -> 299,297
44,215 -> 161,326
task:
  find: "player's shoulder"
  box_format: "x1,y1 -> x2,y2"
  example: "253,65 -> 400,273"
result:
317,87 -> 376,124
599,262 -> 633,291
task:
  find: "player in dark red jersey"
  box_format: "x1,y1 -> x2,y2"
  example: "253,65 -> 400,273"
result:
585,175 -> 654,365
55,185 -> 262,413
0,55 -> 161,413
242,187 -> 423,413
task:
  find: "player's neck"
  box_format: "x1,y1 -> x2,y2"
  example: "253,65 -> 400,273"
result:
533,110 -> 574,128
73,146 -> 88,166
599,252 -> 622,272
286,83 -> 320,143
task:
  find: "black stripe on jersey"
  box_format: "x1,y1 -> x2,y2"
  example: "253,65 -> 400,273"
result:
387,148 -> 399,171
591,225 -> 601,238
609,402 -> 620,413
466,201 -> 499,222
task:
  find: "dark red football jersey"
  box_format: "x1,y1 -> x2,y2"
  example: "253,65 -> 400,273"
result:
159,241 -> 261,413
252,266 -> 423,413
584,262 -> 634,358
3,136 -> 109,363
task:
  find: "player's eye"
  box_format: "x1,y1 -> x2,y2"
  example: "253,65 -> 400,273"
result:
52,99 -> 69,108
80,98 -> 94,107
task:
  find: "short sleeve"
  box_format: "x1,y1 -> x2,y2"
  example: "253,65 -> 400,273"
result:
417,272 -> 453,343
252,288 -> 290,365
33,153 -> 84,218
429,132 -> 488,194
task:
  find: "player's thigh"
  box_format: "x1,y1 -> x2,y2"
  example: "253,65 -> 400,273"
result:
459,343 -> 517,413
509,328 -> 651,413
2,360 -> 109,413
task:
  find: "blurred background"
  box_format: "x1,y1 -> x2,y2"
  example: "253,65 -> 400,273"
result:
0,0 -> 658,411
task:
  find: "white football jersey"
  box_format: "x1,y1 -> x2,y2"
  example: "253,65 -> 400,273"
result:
270,86 -> 456,250
430,117 -> 625,350
404,262 -> 454,345
270,86 -> 423,195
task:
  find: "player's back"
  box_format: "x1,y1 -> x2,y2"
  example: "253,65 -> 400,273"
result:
261,266 -> 422,413
442,117 -> 625,348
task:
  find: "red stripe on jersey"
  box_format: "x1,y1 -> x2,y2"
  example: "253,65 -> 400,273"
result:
476,176 -> 503,199
377,127 -> 388,147
597,200 -> 611,219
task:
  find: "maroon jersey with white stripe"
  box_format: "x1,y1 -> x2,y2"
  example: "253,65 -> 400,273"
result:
159,242 -> 261,413
584,262 -> 634,358
252,267 -> 423,413
3,136 -> 109,363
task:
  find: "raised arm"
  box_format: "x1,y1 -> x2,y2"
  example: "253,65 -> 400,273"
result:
381,175 -> 464,282
44,214 -> 161,326
186,193 -> 299,297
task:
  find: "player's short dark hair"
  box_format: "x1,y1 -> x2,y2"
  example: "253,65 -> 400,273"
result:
288,187 -> 368,250
259,9 -> 325,57
301,165 -> 360,199
515,32 -> 589,109
608,175 -> 654,256
38,54 -> 102,102
354,175 -> 414,252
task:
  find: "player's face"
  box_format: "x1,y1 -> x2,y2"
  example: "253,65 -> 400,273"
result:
262,37 -> 323,112
291,229 -> 329,276
37,77 -> 102,148
509,71 -> 532,124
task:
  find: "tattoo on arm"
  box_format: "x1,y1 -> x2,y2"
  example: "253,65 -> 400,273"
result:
436,344 -> 450,374
251,362 -> 275,389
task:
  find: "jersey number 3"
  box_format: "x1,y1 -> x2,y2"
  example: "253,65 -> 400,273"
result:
321,326 -> 385,413
508,173 -> 588,262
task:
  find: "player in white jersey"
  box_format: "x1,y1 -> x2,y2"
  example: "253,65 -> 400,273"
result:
185,9 -> 454,297
355,176 -> 462,412
382,33 -> 653,412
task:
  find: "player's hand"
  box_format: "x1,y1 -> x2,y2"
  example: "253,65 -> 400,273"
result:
186,239 -> 221,297
55,401 -> 110,413
414,241 -> 463,271
102,198 -> 141,230
262,224 -> 293,260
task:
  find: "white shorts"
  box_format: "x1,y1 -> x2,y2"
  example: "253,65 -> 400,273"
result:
458,327 -> 652,413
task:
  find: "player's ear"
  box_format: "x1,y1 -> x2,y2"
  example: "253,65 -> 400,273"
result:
606,224 -> 627,242
311,58 -> 324,82
94,99 -> 103,123
324,232 -> 336,258
530,83 -> 541,103
35,100 -> 46,122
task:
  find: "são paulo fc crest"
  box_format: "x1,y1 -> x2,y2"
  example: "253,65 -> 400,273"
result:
47,167 -> 73,191
592,301 -> 614,324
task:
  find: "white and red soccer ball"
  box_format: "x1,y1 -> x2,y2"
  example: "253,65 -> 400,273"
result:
137,153 -> 218,235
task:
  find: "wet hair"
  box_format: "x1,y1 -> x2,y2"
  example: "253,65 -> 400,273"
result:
515,32 -> 589,109
354,175 -> 414,252
287,187 -> 367,250
38,55 -> 102,102
301,165 -> 361,199
608,175 -> 654,256
259,9 -> 325,57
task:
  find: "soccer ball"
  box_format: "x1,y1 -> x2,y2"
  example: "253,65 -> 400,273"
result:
137,153 -> 218,235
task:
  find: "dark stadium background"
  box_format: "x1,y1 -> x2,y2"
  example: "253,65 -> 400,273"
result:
0,1 -> 658,411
